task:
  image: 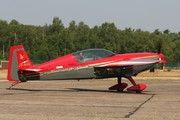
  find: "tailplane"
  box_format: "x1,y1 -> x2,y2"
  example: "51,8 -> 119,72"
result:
7,45 -> 33,82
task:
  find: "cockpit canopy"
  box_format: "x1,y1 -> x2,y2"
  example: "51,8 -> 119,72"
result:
72,48 -> 115,63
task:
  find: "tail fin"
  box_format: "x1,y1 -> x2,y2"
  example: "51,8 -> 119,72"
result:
7,45 -> 33,82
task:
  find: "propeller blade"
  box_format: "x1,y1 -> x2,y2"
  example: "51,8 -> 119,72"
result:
157,40 -> 162,54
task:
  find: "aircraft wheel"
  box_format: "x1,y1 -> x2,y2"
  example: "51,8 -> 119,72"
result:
6,88 -> 11,90
117,88 -> 124,92
136,90 -> 142,93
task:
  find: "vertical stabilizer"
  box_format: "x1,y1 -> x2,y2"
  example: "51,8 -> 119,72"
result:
7,45 -> 32,82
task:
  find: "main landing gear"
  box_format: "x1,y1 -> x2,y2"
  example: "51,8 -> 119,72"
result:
109,77 -> 147,93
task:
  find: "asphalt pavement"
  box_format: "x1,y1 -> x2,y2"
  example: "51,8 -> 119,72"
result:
0,79 -> 180,120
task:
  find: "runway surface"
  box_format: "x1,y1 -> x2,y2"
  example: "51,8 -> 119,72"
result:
0,79 -> 180,120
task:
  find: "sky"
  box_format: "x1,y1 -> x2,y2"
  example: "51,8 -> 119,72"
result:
0,0 -> 180,32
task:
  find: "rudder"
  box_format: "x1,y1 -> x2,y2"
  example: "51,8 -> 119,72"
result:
7,45 -> 33,82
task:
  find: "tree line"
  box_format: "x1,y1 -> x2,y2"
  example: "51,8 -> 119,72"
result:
0,17 -> 180,63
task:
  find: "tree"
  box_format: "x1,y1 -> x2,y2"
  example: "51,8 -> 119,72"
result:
163,29 -> 170,34
1,18 -> 180,62
153,29 -> 161,35
0,20 -> 9,59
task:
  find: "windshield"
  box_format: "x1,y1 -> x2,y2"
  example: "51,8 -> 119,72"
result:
72,49 -> 115,63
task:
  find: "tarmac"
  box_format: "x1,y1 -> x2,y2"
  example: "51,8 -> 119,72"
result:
0,78 -> 180,120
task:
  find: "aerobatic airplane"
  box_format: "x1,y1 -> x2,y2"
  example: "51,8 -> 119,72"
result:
7,45 -> 166,93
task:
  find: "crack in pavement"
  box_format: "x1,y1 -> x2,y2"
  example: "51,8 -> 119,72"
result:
124,94 -> 155,118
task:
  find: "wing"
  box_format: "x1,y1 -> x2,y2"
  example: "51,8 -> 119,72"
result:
95,59 -> 160,67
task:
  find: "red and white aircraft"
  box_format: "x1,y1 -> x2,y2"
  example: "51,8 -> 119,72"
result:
7,45 -> 166,93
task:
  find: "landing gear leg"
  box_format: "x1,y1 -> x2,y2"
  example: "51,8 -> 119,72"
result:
109,77 -> 128,92
117,77 -> 123,92
127,76 -> 147,93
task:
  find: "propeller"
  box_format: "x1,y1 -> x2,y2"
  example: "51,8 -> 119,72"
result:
157,39 -> 163,54
150,39 -> 164,72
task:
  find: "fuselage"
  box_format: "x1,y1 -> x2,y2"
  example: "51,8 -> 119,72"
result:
22,52 -> 164,81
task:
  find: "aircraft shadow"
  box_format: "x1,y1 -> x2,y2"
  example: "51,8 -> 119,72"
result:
7,87 -> 154,95
7,88 -> 74,92
68,88 -> 154,95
